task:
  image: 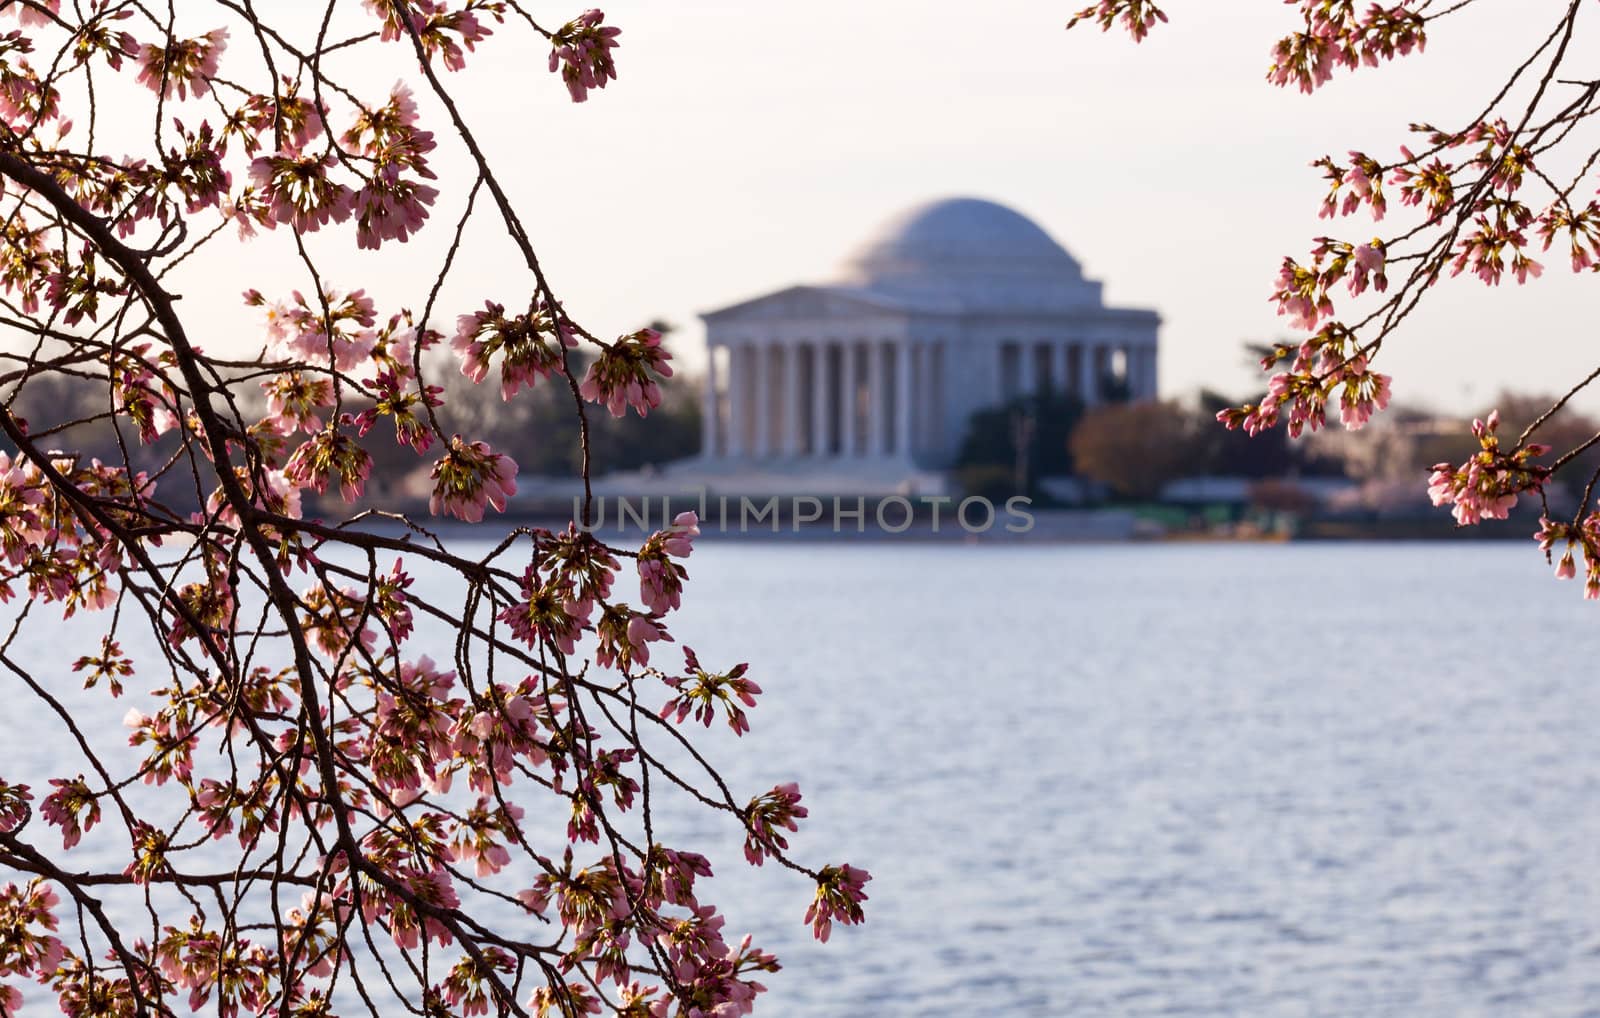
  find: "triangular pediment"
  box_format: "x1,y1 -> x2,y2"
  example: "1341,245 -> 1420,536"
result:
700,285 -> 925,322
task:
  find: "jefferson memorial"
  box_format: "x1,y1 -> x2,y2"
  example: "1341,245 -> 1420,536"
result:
634,197 -> 1162,495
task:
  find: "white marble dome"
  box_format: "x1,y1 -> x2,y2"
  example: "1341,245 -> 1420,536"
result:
834,197 -> 1101,313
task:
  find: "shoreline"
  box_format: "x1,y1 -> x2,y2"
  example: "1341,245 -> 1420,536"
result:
331,506 -> 1540,545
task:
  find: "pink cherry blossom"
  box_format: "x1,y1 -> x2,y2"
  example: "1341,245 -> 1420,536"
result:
804,864 -> 870,943
595,604 -> 669,672
452,299 -> 575,399
498,567 -> 591,655
135,28 -> 227,100
6,0 -> 61,28
636,511 -> 698,614
248,151 -> 355,234
261,372 -> 333,435
548,9 -> 622,102
578,327 -> 673,418
352,164 -> 438,250
1428,410 -> 1549,526
1066,1 -> 1167,42
39,777 -> 100,850
743,783 -> 805,865
663,646 -> 761,737
284,429 -> 374,503
1334,356 -> 1391,430
428,435 -> 518,522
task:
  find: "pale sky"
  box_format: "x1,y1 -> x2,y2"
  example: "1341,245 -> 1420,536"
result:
163,1 -> 1600,415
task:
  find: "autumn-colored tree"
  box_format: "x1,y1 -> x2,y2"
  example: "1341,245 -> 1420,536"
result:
1069,400 -> 1202,499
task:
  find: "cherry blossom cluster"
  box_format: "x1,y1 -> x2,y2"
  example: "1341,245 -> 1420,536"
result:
1388,144 -> 1456,221
596,602 -> 669,672
342,85 -> 441,249
499,560 -> 594,656
1450,197 -> 1543,286
1314,151 -> 1387,221
1536,200 -> 1600,273
70,636 -> 132,697
742,783 -> 807,866
452,297 -> 577,400
428,434 -> 518,522
233,82 -> 440,248
1266,2 -> 1426,94
579,327 -> 675,418
0,880 -> 64,1012
1066,1 -> 1167,41
662,646 -> 762,736
1536,514 -> 1600,599
354,313 -> 444,453
285,429 -> 375,503
134,28 -> 227,100
804,864 -> 871,943
363,0 -> 503,72
1268,231 -> 1389,335
637,510 -> 699,613
0,450 -> 148,613
262,372 -> 334,436
548,8 -> 622,102
1216,324 -> 1390,437
1426,411 -> 1550,526
246,287 -> 379,371
352,368 -> 444,453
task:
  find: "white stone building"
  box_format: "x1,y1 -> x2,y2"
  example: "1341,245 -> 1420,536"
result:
691,198 -> 1159,492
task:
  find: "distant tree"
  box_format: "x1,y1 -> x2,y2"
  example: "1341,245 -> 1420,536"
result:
1069,400 -> 1203,499
1098,373 -> 1131,404
952,463 -> 1021,503
955,393 -> 1084,492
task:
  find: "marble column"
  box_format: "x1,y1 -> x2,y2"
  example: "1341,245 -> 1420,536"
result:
1053,342 -> 1070,398
811,343 -> 830,456
753,344 -> 773,457
867,340 -> 887,457
1017,341 -> 1036,399
783,343 -> 803,456
894,340 -> 913,459
1076,343 -> 1095,406
724,343 -> 745,457
910,343 -> 925,456
702,344 -> 720,457
840,342 -> 859,457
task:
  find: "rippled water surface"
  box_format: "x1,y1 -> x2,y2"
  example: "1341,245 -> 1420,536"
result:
9,541 -> 1600,1016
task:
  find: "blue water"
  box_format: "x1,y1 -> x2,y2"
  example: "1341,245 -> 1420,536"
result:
6,542 -> 1600,1016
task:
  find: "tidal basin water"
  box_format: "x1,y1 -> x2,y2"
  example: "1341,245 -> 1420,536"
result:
8,541 -> 1600,1016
